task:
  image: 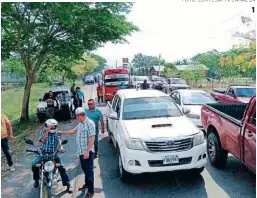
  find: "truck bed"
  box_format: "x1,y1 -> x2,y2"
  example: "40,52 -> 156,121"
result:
205,103 -> 248,125
212,90 -> 225,94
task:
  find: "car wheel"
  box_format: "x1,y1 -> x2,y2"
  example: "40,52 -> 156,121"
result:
207,133 -> 228,169
117,149 -> 131,183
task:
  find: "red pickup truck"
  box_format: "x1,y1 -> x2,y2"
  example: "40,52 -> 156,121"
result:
211,85 -> 256,103
201,96 -> 256,173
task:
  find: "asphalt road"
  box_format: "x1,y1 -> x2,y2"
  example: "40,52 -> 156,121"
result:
1,84 -> 256,198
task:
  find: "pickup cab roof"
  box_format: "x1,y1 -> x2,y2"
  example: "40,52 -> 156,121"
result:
117,89 -> 167,100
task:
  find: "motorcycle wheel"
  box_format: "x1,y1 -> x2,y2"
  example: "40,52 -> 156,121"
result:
47,187 -> 52,198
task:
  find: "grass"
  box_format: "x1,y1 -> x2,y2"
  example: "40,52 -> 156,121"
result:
1,83 -> 50,171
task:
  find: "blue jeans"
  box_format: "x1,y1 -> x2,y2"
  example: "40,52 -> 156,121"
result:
79,152 -> 94,193
32,155 -> 70,186
1,138 -> 13,167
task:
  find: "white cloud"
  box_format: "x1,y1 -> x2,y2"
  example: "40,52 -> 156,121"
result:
94,1 -> 255,67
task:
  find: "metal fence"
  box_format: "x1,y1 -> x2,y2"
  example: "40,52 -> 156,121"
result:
188,78 -> 256,92
1,72 -> 26,91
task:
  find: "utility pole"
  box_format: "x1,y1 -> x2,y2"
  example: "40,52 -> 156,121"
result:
158,54 -> 161,76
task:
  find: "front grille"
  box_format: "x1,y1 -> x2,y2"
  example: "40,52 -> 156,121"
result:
148,157 -> 192,167
152,124 -> 172,128
144,138 -> 192,153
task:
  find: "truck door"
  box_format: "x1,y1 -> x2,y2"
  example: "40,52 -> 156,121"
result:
243,104 -> 256,172
108,95 -> 119,135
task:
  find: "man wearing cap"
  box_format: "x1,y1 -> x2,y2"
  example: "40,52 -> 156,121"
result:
58,107 -> 95,198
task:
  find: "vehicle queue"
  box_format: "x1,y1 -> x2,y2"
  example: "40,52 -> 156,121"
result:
35,71 -> 256,185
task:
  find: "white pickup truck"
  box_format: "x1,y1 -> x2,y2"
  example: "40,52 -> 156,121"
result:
106,89 -> 207,182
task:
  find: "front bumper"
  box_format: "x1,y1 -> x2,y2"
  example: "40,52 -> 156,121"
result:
120,142 -> 207,174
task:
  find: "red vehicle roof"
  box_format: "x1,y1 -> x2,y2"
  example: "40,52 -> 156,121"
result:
104,68 -> 129,75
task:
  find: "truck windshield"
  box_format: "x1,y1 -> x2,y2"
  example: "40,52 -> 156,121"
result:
182,92 -> 216,105
122,96 -> 182,120
236,88 -> 256,97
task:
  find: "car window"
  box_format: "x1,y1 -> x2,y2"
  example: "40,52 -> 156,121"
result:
116,97 -> 121,118
112,95 -> 119,110
171,92 -> 181,105
228,88 -> 234,95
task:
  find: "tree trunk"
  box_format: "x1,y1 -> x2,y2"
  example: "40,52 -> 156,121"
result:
20,73 -> 33,121
62,74 -> 65,85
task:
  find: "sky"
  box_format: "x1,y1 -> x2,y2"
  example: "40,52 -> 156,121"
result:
94,1 -> 256,67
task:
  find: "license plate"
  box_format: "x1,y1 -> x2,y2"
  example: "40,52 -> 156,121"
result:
163,155 -> 179,164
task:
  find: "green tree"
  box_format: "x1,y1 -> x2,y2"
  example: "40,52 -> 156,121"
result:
181,64 -> 205,85
3,57 -> 26,76
2,2 -> 138,120
91,54 -> 107,73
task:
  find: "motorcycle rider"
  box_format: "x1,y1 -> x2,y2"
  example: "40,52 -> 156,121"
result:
140,79 -> 150,90
31,119 -> 72,193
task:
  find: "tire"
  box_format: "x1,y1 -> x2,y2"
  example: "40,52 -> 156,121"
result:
47,187 -> 52,198
117,148 -> 131,183
207,132 -> 228,169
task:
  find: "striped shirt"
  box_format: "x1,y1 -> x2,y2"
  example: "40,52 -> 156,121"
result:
75,118 -> 95,155
39,129 -> 61,154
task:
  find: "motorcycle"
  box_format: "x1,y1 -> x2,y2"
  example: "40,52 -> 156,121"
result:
25,139 -> 68,198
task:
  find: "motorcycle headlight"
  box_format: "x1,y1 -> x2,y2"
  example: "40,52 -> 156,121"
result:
125,138 -> 144,150
187,114 -> 200,119
44,161 -> 55,172
193,132 -> 204,146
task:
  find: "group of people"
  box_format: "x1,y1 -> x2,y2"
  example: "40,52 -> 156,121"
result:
32,98 -> 104,198
2,92 -> 104,198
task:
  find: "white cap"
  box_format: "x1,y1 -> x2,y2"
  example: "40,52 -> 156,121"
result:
75,107 -> 85,116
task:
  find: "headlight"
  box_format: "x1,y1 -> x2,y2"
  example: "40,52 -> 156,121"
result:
37,108 -> 45,112
193,132 -> 204,146
187,114 -> 200,119
44,161 -> 55,172
125,138 -> 144,150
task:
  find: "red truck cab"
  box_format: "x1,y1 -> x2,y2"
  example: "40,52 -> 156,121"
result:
201,96 -> 256,173
211,85 -> 256,103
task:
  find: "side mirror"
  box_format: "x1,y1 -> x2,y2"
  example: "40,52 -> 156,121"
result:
25,139 -> 34,145
61,140 -> 68,145
109,112 -> 118,120
183,108 -> 190,115
39,99 -> 43,102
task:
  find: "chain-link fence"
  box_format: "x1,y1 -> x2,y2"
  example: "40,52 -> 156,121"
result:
188,78 -> 256,92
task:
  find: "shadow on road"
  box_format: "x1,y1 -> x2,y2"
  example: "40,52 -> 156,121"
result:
97,136 -> 208,198
205,155 -> 256,198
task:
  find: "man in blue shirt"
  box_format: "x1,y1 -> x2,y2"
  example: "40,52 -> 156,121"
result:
85,99 -> 105,158
75,87 -> 85,107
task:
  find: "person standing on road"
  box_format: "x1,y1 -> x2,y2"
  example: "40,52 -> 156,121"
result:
58,108 -> 95,198
140,79 -> 150,90
76,87 -> 85,107
1,113 -> 15,172
96,83 -> 104,105
85,99 -> 105,158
